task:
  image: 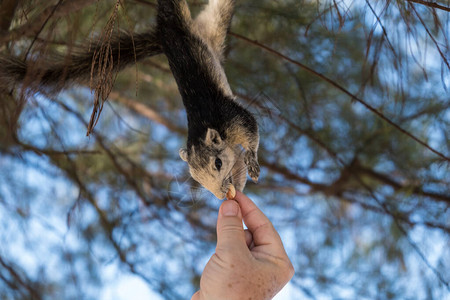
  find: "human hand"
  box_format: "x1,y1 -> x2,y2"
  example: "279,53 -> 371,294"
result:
191,191 -> 294,300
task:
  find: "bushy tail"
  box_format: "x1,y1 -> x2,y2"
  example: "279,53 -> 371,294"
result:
0,56 -> 27,91
0,30 -> 162,93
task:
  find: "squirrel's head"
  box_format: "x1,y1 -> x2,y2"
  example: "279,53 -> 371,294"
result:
180,128 -> 247,199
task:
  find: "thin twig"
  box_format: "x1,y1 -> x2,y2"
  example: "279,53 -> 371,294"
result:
0,257 -> 42,299
410,3 -> 450,71
407,0 -> 450,12
109,91 -> 187,135
24,0 -> 64,59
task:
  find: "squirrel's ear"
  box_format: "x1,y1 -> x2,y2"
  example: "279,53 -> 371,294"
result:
179,148 -> 188,162
204,128 -> 223,146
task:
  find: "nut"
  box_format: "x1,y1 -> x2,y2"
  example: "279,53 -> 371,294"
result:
226,184 -> 236,199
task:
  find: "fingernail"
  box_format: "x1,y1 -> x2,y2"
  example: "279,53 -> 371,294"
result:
222,200 -> 239,216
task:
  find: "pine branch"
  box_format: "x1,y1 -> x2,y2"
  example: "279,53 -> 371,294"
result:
230,31 -> 450,162
238,92 -> 450,204
0,0 -> 94,44
109,91 -> 187,135
410,3 -> 450,70
259,157 -> 328,190
0,257 -> 42,300
407,0 -> 450,12
355,175 -> 450,290
357,165 -> 450,204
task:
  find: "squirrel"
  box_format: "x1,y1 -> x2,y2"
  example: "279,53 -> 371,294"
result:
0,0 -> 260,199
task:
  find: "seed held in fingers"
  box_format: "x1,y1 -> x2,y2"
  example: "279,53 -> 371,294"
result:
226,184 -> 236,199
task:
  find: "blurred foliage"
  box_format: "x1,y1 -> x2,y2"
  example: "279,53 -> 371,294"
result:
0,0 -> 449,299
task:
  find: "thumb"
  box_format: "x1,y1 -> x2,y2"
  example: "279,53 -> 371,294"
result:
216,200 -> 247,255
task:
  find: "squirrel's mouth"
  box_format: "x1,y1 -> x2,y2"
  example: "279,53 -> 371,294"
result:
220,175 -> 233,197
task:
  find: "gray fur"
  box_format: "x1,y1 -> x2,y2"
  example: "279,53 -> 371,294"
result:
192,0 -> 234,97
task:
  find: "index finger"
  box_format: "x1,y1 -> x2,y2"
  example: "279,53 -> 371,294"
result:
234,191 -> 284,252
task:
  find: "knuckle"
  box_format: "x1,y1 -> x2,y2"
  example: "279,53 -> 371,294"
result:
220,223 -> 243,234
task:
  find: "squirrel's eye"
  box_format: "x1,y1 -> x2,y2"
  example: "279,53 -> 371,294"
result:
215,158 -> 222,171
